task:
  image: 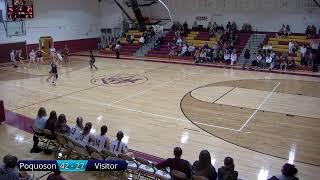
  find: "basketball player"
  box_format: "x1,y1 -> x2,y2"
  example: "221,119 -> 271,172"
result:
63,45 -> 69,63
56,50 -> 63,64
115,42 -> 121,59
49,46 -> 56,63
35,48 -> 46,64
89,50 -> 98,70
28,49 -> 36,67
47,61 -> 58,85
10,50 -> 18,68
16,49 -> 24,65
93,125 -> 110,152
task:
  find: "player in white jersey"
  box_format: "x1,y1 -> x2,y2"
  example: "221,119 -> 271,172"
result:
109,131 -> 129,156
93,125 -> 110,152
56,50 -> 63,64
28,49 -> 36,67
75,122 -> 94,146
69,117 -> 84,140
49,47 -> 56,63
10,50 -> 17,68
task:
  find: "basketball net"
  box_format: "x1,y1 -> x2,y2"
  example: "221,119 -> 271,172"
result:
152,25 -> 164,35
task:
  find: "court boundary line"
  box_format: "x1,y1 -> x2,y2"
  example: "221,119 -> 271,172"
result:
238,82 -> 281,131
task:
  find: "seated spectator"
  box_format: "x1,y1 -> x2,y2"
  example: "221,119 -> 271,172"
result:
93,125 -> 110,152
266,54 -> 272,70
110,131 -> 133,157
231,21 -> 237,32
192,150 -> 217,180
203,42 -> 209,50
175,29 -> 181,37
183,21 -> 188,32
179,44 -> 188,56
188,44 -> 195,56
31,107 -> 47,153
75,122 -> 94,146
199,49 -> 207,63
251,53 -> 258,68
176,37 -> 183,46
300,45 -> 307,66
218,157 -> 238,180
194,49 -> 200,63
230,51 -> 237,65
224,50 -> 231,64
217,24 -> 225,32
206,49 -> 213,63
288,56 -> 296,70
47,170 -> 66,180
280,58 -> 288,71
44,111 -> 58,133
55,114 -> 70,135
70,117 -> 84,140
0,154 -> 31,180
268,163 -> 299,180
226,22 -> 232,32
155,147 -> 191,179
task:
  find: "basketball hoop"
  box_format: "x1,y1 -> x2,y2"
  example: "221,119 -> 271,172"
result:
3,19 -> 26,37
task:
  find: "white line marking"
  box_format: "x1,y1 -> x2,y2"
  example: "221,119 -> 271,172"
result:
238,82 -> 281,131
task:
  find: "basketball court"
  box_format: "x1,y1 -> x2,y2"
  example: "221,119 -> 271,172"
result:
0,56 -> 319,179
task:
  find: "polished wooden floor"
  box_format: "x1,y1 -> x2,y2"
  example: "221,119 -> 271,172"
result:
0,56 -> 320,180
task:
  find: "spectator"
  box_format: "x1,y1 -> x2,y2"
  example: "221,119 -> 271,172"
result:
30,107 -> 47,153
288,41 -> 294,53
0,154 -> 25,180
285,25 -> 291,36
300,45 -> 307,66
203,42 -> 209,50
266,54 -> 272,69
179,44 -> 188,56
192,150 -> 217,180
183,21 -> 188,32
169,43 -> 177,59
268,163 -> 299,180
47,170 -> 66,180
76,122 -> 94,146
70,117 -> 84,140
154,39 -> 160,51
130,34 -> 135,43
156,147 -> 191,178
207,22 -> 212,31
44,111 -> 58,133
192,21 -> 198,30
176,37 -> 183,46
278,24 -> 286,37
243,49 -> 251,69
288,56 -> 296,70
139,35 -> 145,48
199,49 -> 207,63
218,157 -> 238,180
93,125 -> 110,152
230,51 -> 237,65
231,22 -> 237,32
194,49 -> 200,63
188,44 -> 195,56
55,114 -> 70,135
224,50 -> 231,64
218,50 -> 224,63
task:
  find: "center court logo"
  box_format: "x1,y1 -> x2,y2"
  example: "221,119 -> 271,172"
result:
91,74 -> 148,86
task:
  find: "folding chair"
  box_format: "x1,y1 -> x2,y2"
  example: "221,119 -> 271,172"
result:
72,141 -> 90,159
135,157 -> 156,180
155,167 -> 171,180
170,170 -> 187,180
192,175 -> 209,180
118,153 -> 139,179
55,132 -> 70,158
42,129 -> 58,151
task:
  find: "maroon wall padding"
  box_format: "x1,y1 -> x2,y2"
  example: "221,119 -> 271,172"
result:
26,38 -> 99,54
0,100 -> 5,123
0,42 -> 26,63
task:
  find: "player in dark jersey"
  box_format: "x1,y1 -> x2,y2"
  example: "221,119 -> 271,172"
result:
63,45 -> 69,64
47,61 -> 58,85
89,50 -> 98,70
35,48 -> 46,64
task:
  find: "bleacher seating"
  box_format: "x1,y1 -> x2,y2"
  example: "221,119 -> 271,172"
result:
100,29 -> 142,56
146,30 -> 250,61
263,33 -> 316,62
